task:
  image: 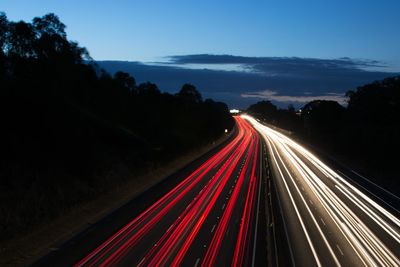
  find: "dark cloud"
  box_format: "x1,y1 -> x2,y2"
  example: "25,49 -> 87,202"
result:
97,55 -> 398,109
241,90 -> 348,105
168,54 -> 385,70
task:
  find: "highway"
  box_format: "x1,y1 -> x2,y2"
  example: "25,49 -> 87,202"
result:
244,115 -> 400,267
65,116 -> 265,267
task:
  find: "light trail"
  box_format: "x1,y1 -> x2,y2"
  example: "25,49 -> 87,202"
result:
243,114 -> 400,267
74,116 -> 262,267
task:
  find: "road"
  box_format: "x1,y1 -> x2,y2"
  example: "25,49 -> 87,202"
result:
244,115 -> 400,267
36,116 -> 266,267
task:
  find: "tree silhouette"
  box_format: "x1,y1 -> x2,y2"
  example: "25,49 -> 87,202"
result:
177,83 -> 203,103
0,12 -> 7,52
114,71 -> 136,91
247,76 -> 400,190
136,82 -> 160,100
7,21 -> 36,57
247,100 -> 278,123
0,12 -> 234,240
301,100 -> 344,140
33,13 -> 66,39
287,104 -> 295,113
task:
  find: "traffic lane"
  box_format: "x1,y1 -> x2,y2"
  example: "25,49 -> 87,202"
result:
133,120 -> 260,267
33,122 -> 239,267
207,134 -> 261,266
181,138 -> 258,266
267,130 -> 399,266
142,125 -> 257,266
115,169 -> 223,267
246,115 -> 336,265
297,141 -> 400,213
246,115 -> 400,266
267,136 -> 365,266
108,134 -> 249,265
137,129 -> 254,266
264,134 -> 322,267
76,119 -> 251,266
288,146 -> 400,262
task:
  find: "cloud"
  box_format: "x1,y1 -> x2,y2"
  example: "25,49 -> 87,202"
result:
241,90 -> 348,105
97,56 -> 397,108
167,54 -> 388,74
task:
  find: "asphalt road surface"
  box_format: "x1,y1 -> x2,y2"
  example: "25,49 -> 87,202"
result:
35,116 -> 266,267
245,115 -> 400,267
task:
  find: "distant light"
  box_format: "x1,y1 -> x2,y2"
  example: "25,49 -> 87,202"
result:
230,109 -> 240,114
225,129 -> 228,133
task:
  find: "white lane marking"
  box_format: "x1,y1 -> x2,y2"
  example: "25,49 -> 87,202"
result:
266,137 -> 323,266
309,199 -> 314,206
252,142 -> 263,267
263,132 -> 296,266
211,224 -> 216,233
320,218 -> 326,226
246,116 -> 400,265
166,224 -> 173,232
137,257 -> 146,267
336,244 -> 344,256
221,203 -> 226,210
194,258 -> 201,267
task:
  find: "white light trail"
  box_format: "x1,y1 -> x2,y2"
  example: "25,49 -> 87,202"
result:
243,115 -> 400,267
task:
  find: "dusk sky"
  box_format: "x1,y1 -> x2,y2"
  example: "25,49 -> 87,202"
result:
2,0 -> 399,107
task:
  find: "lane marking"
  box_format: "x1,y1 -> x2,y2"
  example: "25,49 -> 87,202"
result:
262,133 -> 296,266
265,136 -> 318,265
194,258 -> 200,267
211,224 -> 216,233
166,224 -> 173,233
320,218 -> 326,226
264,132 -> 342,266
252,141 -> 263,267
137,257 -> 146,267
336,244 -> 344,256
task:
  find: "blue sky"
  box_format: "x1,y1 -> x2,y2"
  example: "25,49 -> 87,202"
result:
2,0 -> 400,107
2,0 -> 400,68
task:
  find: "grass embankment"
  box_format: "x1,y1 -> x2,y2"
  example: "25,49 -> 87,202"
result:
0,128 -> 233,267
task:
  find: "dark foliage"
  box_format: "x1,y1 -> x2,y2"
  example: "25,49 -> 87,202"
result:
345,76 -> 400,161
247,76 -> 400,187
247,100 -> 301,131
0,12 -> 233,240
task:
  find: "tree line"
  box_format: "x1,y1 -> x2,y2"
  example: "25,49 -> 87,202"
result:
247,75 -> 400,187
0,12 -> 233,239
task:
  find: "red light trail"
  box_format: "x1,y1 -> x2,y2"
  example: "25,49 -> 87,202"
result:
75,116 -> 262,267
